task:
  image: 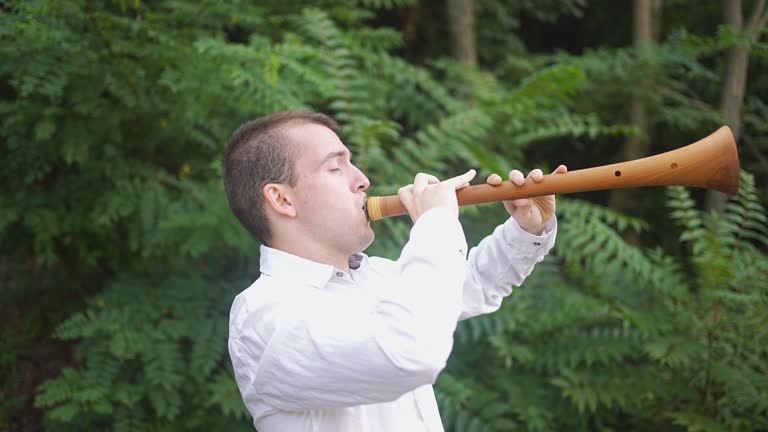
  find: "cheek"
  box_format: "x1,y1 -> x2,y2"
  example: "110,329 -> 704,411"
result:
295,187 -> 322,209
294,176 -> 339,210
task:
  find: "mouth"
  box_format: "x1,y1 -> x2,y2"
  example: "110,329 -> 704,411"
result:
362,196 -> 369,221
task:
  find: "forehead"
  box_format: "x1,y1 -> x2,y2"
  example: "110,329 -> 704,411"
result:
284,122 -> 349,167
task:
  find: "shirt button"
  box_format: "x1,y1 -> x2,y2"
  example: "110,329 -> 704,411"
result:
336,271 -> 344,277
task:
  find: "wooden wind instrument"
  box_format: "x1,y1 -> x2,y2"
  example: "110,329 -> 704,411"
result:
364,126 -> 740,221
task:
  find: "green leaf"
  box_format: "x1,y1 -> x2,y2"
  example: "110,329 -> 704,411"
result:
34,118 -> 56,141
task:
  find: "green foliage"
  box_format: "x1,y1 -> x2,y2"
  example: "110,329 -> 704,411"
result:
35,275 -> 251,431
3,1 -> 767,431
438,174 -> 768,432
2,0 -> 618,430
742,97 -> 768,194
475,0 -> 588,65
551,33 -> 727,133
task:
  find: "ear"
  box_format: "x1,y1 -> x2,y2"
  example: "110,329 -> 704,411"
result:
263,183 -> 297,218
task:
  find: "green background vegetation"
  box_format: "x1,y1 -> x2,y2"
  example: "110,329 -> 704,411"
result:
1,0 -> 767,431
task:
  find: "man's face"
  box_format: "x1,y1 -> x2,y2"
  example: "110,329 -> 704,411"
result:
286,122 -> 374,255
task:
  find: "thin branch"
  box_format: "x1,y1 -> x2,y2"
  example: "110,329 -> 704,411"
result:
658,85 -> 719,113
747,0 -> 768,41
750,13 -> 768,42
747,0 -> 766,30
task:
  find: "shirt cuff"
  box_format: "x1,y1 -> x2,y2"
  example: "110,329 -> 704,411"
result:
500,216 -> 557,256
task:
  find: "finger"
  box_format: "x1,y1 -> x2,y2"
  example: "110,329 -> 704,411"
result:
445,169 -> 477,189
487,173 -> 503,186
528,169 -> 544,183
508,198 -> 531,207
397,184 -> 414,204
457,181 -> 471,190
551,164 -> 568,174
509,169 -> 525,186
413,173 -> 430,193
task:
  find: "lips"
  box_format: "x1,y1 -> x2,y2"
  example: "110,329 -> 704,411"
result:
360,195 -> 369,220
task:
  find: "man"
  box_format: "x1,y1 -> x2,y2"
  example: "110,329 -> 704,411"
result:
223,111 -> 567,431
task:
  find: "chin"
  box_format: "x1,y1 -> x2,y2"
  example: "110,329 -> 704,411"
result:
358,231 -> 375,252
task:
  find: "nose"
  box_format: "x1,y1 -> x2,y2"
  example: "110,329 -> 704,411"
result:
353,166 -> 370,192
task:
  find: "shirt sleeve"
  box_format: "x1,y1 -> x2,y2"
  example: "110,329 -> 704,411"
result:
230,207 -> 468,412
458,216 -> 557,321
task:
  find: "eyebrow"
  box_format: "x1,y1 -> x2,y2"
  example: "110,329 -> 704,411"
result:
319,150 -> 351,167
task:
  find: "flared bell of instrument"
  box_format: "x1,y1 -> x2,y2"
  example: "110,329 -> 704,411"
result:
653,125 -> 739,195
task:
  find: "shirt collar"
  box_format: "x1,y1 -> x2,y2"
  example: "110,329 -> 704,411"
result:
259,245 -> 366,288
349,253 -> 364,270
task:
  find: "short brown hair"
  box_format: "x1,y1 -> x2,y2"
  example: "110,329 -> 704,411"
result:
222,111 -> 339,245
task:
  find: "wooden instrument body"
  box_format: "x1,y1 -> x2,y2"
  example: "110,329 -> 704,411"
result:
365,126 -> 740,221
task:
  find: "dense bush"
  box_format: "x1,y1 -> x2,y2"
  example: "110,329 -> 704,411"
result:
2,1 -> 766,431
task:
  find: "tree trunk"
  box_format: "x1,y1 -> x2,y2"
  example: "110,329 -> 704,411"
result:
608,0 -> 660,214
447,0 -> 476,66
707,0 -> 767,211
709,0 -> 747,211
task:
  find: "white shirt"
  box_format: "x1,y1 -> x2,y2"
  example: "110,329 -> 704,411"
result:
228,208 -> 556,431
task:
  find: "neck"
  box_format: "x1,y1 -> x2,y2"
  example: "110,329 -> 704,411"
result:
270,230 -> 351,272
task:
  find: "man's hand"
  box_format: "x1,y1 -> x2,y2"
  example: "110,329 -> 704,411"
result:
399,170 -> 477,223
486,165 -> 568,235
